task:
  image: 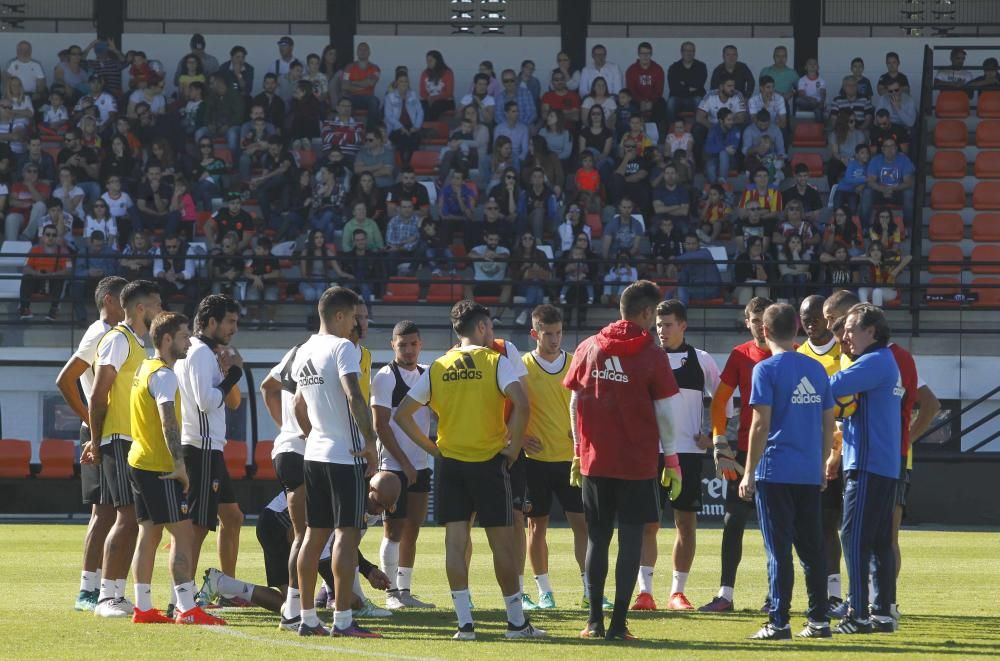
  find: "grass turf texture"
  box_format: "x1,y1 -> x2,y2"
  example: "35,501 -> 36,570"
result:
2,524 -> 997,659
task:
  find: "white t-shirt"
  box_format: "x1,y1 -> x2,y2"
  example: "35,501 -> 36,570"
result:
95,324 -> 145,445
73,319 -> 112,403
292,333 -> 364,464
581,95 -> 618,122
371,362 -> 431,471
797,75 -> 826,101
53,185 -> 86,220
935,68 -> 974,86
664,346 -> 729,454
148,367 -> 178,405
748,92 -> 787,118
176,336 -> 231,451
268,345 -> 306,457
84,215 -> 118,241
698,90 -> 746,124
407,345 -> 520,405
6,58 -> 45,93
128,89 -> 166,115
102,192 -> 134,219
501,339 -> 529,380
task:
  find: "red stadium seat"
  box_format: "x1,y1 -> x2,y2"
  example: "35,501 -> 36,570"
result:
972,278 -> 1000,307
935,90 -> 970,118
39,439 -> 76,479
410,150 -> 440,177
977,121 -> 1000,148
0,439 -> 31,478
975,151 -> 1000,179
295,149 -> 317,171
927,244 -> 964,274
926,277 -> 962,307
383,278 -> 420,302
928,213 -> 965,241
931,181 -> 967,210
422,121 -> 450,146
932,151 -> 967,178
426,279 -> 461,304
972,214 -> 1000,241
971,245 -> 1000,274
792,121 -> 826,147
973,182 -> 1000,210
215,147 -> 233,167
791,152 -> 824,177
253,441 -> 277,481
934,120 -> 968,148
979,91 -> 1000,119
224,442 -> 247,479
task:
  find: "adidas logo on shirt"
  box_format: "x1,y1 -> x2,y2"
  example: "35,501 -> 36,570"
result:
791,377 -> 823,404
893,375 -> 906,399
297,359 -> 325,386
443,353 -> 482,381
592,356 -> 630,383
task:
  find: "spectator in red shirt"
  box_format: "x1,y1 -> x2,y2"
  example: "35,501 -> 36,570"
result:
341,41 -> 381,116
625,42 -> 667,129
19,222 -> 72,320
418,49 -> 455,121
540,70 -> 582,127
564,280 -> 682,640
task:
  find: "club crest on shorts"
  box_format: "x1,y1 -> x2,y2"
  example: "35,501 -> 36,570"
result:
212,478 -> 220,493
180,500 -> 189,515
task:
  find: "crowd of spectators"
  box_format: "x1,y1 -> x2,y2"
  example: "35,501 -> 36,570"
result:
4,34 -> 998,325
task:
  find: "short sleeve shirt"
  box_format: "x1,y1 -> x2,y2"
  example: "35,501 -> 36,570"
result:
73,319 -> 112,399
719,340 -> 772,451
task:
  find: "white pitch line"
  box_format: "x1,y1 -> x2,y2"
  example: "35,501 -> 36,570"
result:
204,626 -> 447,661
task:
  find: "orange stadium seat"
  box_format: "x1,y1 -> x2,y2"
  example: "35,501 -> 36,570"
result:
224,442 -> 247,479
39,439 -> 76,479
0,439 -> 31,478
972,278 -> 1000,307
422,121 -> 450,146
975,152 -> 1000,179
972,214 -> 1000,241
928,213 -> 965,241
932,151 -> 967,178
931,181 -> 966,210
934,120 -> 968,148
979,91 -> 1000,119
926,276 -> 962,306
426,279 -> 461,303
935,90 -> 971,118
973,182 -> 1000,210
253,441 -> 277,481
215,146 -> 233,167
971,245 -> 1000,274
928,244 -> 964,274
977,121 -> 1000,148
791,152 -> 824,177
792,121 -> 826,147
383,278 -> 420,302
410,150 -> 440,177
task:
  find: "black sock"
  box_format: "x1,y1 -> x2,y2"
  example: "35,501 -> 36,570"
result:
610,523 -> 644,631
720,504 -> 750,589
585,521 -> 613,626
317,557 -> 335,592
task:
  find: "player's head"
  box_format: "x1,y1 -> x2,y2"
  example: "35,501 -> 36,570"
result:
150,312 -> 191,362
194,294 -> 240,344
94,275 -> 127,324
619,280 -> 662,330
391,320 -> 422,369
367,470 -> 402,515
120,280 -> 162,328
823,289 -> 860,341
762,302 -> 797,345
318,287 -> 362,338
450,300 -> 493,345
350,300 -> 369,344
799,295 -> 831,344
744,296 -> 772,346
655,299 -> 687,350
843,303 -> 890,357
529,304 -> 563,355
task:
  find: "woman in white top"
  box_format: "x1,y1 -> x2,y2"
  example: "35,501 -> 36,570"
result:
127,77 -> 167,117
53,167 -> 86,222
580,77 -> 617,127
550,51 -> 581,91
557,202 -> 592,254
4,76 -> 34,120
84,198 -> 118,246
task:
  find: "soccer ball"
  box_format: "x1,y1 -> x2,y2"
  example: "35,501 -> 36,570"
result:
834,394 -> 858,419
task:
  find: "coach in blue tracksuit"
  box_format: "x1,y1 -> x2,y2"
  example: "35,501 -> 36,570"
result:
830,303 -> 903,634
739,303 -> 835,640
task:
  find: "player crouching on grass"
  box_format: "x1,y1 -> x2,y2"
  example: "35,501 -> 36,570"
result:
127,312 -> 225,626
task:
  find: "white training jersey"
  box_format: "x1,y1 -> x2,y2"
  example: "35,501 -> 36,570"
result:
371,362 -> 431,471
292,333 -> 363,465
268,344 -> 306,458
73,318 -> 111,402
101,191 -> 134,219
176,336 -> 231,451
501,339 -> 529,379
665,344 -> 731,454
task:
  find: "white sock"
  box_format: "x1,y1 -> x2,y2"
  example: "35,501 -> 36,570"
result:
451,589 -> 473,627
718,585 -> 734,602
175,581 -> 197,612
504,592 -> 525,627
397,567 -> 414,592
98,578 -> 115,602
135,583 -> 153,611
217,573 -> 254,599
534,574 -> 552,594
81,570 -> 99,592
333,609 -> 353,630
284,587 -> 301,619
638,565 -> 654,595
581,573 -> 589,598
352,567 -> 366,601
301,607 -> 320,627
114,578 -> 126,599
828,574 -> 842,600
380,539 -> 400,591
518,575 -> 525,595
671,571 -> 689,594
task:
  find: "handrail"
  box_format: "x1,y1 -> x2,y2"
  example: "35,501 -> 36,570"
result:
909,44 -> 934,338
914,382 -> 1000,446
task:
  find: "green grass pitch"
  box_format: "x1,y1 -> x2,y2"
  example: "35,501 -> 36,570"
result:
2,523 -> 997,659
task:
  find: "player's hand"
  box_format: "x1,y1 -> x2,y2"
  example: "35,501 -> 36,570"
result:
160,466 -> 189,494
365,568 -> 391,590
522,436 -> 543,455
694,433 -> 713,450
661,454 -> 683,501
82,439 -> 100,464
569,456 -> 582,488
825,454 -> 841,482
713,435 -> 744,481
499,443 -> 519,467
352,442 -> 379,476
402,462 -> 417,487
738,473 -> 755,501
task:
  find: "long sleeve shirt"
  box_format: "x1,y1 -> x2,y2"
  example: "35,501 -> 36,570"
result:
175,336 -> 232,451
494,121 -> 530,163
494,85 -> 537,126
579,62 -> 624,96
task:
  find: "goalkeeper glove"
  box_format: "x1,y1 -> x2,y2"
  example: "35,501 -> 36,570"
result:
713,435 -> 744,481
661,453 -> 683,501
569,456 -> 582,488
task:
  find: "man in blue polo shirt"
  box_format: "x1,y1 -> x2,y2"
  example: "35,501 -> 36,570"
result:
829,303 -> 903,634
860,138 -> 914,226
739,302 -> 834,640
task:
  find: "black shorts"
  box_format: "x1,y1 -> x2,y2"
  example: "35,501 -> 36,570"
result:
256,507 -> 292,587
80,425 -> 103,506
524,458 -> 583,518
438,454 -> 513,528
581,474 -> 662,527
823,465 -> 845,512
664,453 -> 706,513
724,450 -> 754,513
99,437 -> 135,508
509,451 -> 529,513
274,451 -> 305,492
128,465 -> 190,525
304,460 -> 368,530
183,445 -> 236,531
895,466 -> 911,514
385,468 -> 432,520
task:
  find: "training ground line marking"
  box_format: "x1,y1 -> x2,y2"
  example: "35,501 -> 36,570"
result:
205,626 -> 446,660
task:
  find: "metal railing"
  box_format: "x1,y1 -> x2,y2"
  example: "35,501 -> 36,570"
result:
914,383 -> 1000,458
908,45 -> 934,337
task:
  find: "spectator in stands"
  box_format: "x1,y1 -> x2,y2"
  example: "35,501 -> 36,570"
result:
573,151 -> 601,199
822,205 -> 864,257
206,192 -> 252,250
84,198 -> 117,245
299,229 -> 351,300
665,118 -> 695,162
250,135 -> 295,229
464,228 -> 512,318
697,182 -> 734,244
649,215 -> 683,276
96,134 -> 138,194
179,82 -> 207,140
776,233 -> 813,305
16,136 -> 57,183
869,207 -> 905,253
172,34 -> 220,88
795,57 -> 827,122
495,101 -> 530,164
705,107 -> 741,185
322,97 -> 365,164
354,130 -> 396,190
74,74 -> 118,128
38,89 -> 70,134
830,76 -> 874,131
651,162 -> 691,226
243,235 -> 281,328
557,203 -> 591,254
6,40 -> 46,104
385,198 -> 421,275
734,235 -> 773,305
520,166 -> 560,239
550,51 -> 581,92
495,68 -> 537,128
601,197 -> 645,260
876,52 -> 910,97
144,139 -> 177,182
341,42 -> 381,116
618,111 -> 652,158
759,45 -> 797,105
539,109 -> 574,164
695,74 -> 748,162
127,74 -> 167,118
518,60 -> 542,109
416,217 -> 454,275
581,77 -> 617,129
18,222 -> 72,320
934,47 -> 975,94
559,233 -> 598,327
861,138 -> 914,226
469,195 -> 515,252
57,129 -> 100,203
253,74 -> 287,131
969,57 -> 1000,96
4,163 -> 49,242
417,50 -> 455,120
610,136 -> 651,211
819,242 -> 857,293
870,108 -> 910,154
34,197 -> 73,245
342,228 -> 384,303
101,175 -> 134,246
541,73 -> 582,129
83,38 -> 127,95
211,230 -> 245,297
782,163 -> 823,225
748,75 -> 788,131
710,45 -> 755,99
276,59 -> 305,104
54,45 -> 89,103
68,230 -> 117,321
131,163 -> 179,235
347,171 -> 386,228
190,137 -> 226,211
384,72 -> 424,167
777,200 -> 820,250
238,105 -> 277,178
176,54 -> 207,101
602,250 -> 638,304
303,54 -> 329,100
342,200 -> 385,253
625,42 -> 667,128
875,79 -> 917,128
510,232 -> 552,326
119,229 -> 155,281
219,45 -> 255,98
739,167 -> 782,225
4,75 -> 33,123
198,73 -> 244,154
673,233 -> 722,304
580,44 -> 623,96
521,135 -> 564,193
742,109 -> 786,177
438,169 -> 477,241
828,110 -> 868,183
833,143 -> 872,215
733,197 -> 770,255
666,41 -> 708,124
271,36 -> 297,76
154,233 -> 197,317
856,241 -> 908,307
846,57 -> 874,99
460,73 -> 497,127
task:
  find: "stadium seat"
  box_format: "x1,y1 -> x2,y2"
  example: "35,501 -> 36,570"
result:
928,213 -> 965,241
295,149 -> 317,171
934,120 -> 968,148
972,214 -> 1000,241
932,151 -> 968,178
928,244 -> 964,274
791,152 -> 824,177
926,276 -> 962,306
224,442 -> 247,479
979,91 -> 1000,119
975,151 -> 1000,179
422,121 -> 450,146
39,439 -> 76,479
426,279 -> 461,304
935,90 -> 970,118
253,441 -> 277,481
973,182 -> 1000,210
383,278 -> 420,302
931,181 -> 967,210
0,439 -> 31,478
792,121 -> 826,147
410,150 -> 440,177
971,277 -> 1000,307
977,121 -> 1000,148
971,245 -> 1000,274
215,146 -> 233,167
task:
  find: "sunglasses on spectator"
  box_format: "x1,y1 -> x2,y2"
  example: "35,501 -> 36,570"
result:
94,203 -> 107,207
366,137 -> 377,143
568,206 -> 581,213
522,236 -> 534,241
200,143 -> 212,148
505,175 -> 516,180
624,144 -> 636,149
503,77 -> 515,83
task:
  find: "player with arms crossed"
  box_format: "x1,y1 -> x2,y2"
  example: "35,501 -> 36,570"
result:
56,275 -> 127,611
565,280 -> 682,641
739,303 -> 834,640
394,300 -> 545,640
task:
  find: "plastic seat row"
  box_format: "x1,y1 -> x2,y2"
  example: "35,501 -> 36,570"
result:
932,150 -> 1000,179
934,119 -> 1000,148
935,90 -> 1000,119
927,244 -> 1000,274
928,213 -> 1000,241
930,181 -> 1000,210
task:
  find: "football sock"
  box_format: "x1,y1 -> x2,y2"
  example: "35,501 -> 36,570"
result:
81,570 -> 99,592
379,539 -> 400,591
718,585 -> 734,602
352,567 -> 366,601
638,565 -> 654,594
828,574 -> 842,600
612,523 -> 643,629
301,608 -> 320,627
504,592 -> 526,627
518,575 -> 525,594
167,579 -> 175,607
216,574 -> 254,599
671,571 -> 689,594
98,578 -> 115,602
135,583 -> 153,611
451,589 -> 473,627
535,574 -> 552,594
175,581 -> 197,612
114,578 -> 126,599
284,587 -> 301,619
333,609 -> 352,630
397,567 -> 413,592
581,572 -> 589,598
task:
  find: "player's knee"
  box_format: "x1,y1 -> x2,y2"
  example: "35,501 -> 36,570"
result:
220,505 -> 244,528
